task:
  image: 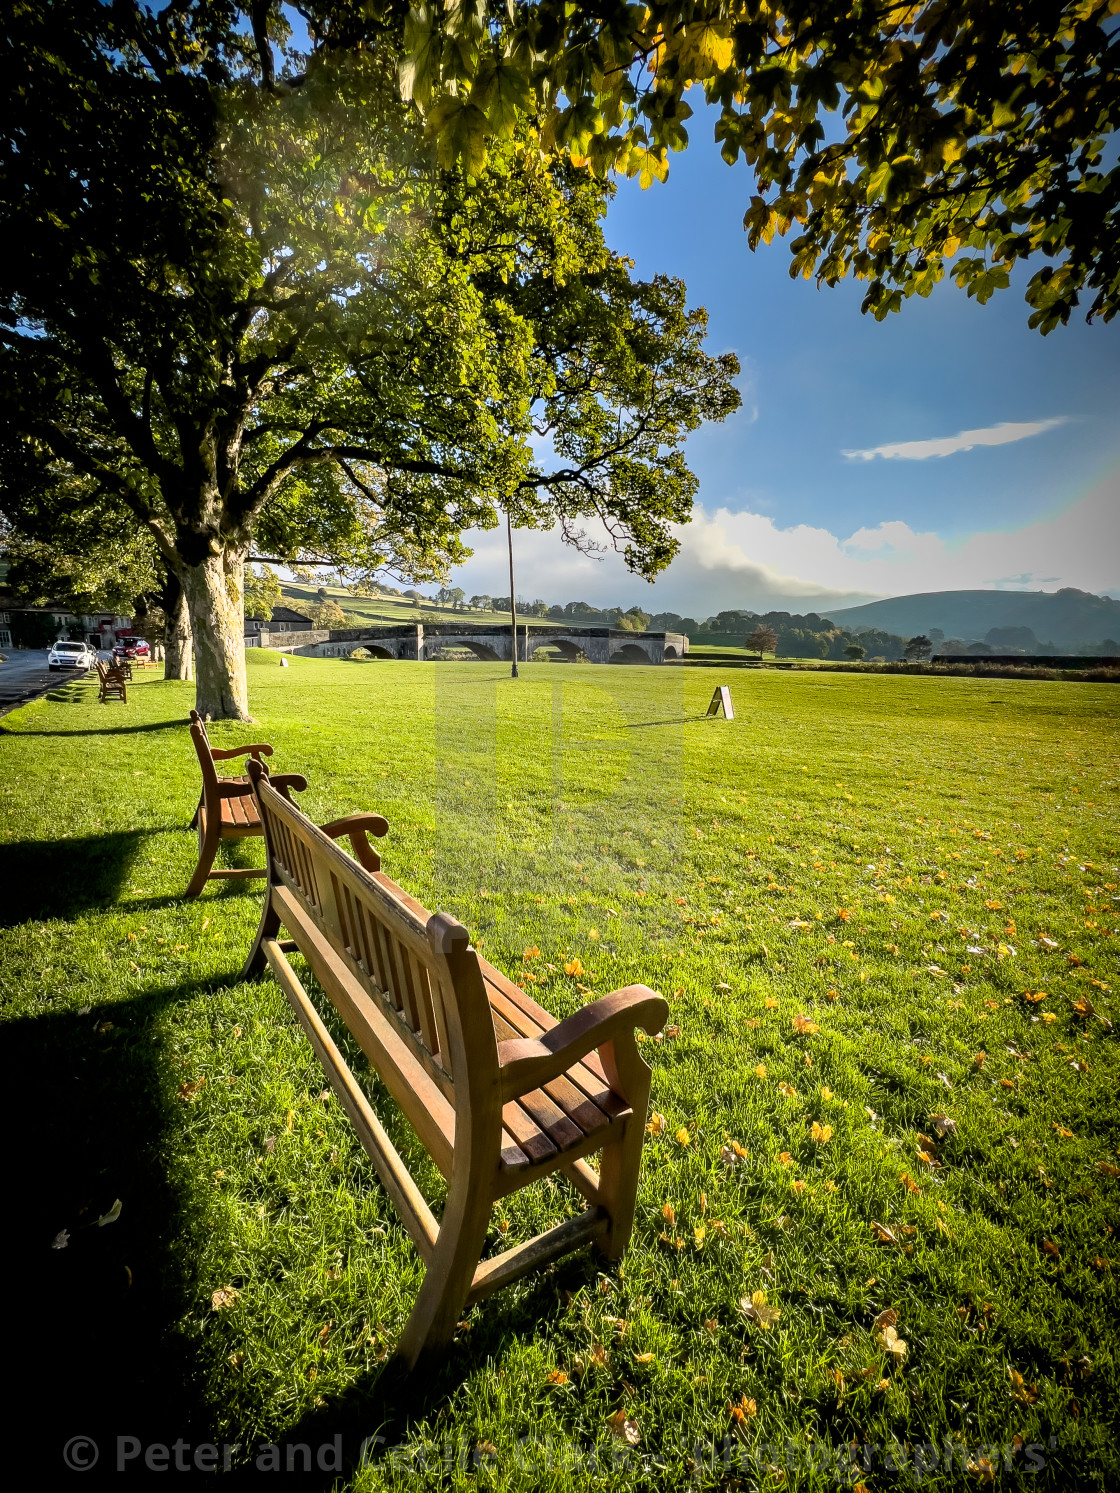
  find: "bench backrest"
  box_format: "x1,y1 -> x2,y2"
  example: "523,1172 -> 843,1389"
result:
188,710 -> 222,804
188,708 -> 270,803
250,769 -> 500,1118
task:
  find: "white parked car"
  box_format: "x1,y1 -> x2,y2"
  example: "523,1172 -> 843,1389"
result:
47,640 -> 98,671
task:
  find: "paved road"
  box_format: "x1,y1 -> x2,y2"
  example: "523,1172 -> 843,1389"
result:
0,650 -> 93,718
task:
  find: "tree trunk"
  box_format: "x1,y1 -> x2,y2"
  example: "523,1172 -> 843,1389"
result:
163,572 -> 193,682
181,550 -> 250,720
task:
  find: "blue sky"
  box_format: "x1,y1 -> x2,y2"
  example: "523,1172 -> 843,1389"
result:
448,108 -> 1120,616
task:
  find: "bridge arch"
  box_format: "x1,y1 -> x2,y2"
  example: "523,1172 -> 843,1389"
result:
609,641 -> 654,664
426,637 -> 503,661
544,638 -> 588,662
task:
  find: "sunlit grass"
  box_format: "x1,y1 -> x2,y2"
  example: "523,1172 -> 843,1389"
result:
2,655 -> 1117,1489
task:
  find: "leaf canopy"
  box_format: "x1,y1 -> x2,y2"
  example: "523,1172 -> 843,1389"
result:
311,0 -> 1120,331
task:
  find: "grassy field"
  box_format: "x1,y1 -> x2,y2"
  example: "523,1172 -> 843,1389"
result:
3,654 -> 1117,1489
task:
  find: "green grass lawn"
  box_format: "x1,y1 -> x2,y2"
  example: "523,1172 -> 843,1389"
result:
3,655 -> 1117,1488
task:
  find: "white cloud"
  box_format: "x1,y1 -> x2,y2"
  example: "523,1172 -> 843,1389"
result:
843,417 -> 1069,462
444,463 -> 1120,617
652,464 -> 1120,612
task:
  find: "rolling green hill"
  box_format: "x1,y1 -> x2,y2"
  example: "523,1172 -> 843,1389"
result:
278,582 -> 514,630
828,587 -> 1120,646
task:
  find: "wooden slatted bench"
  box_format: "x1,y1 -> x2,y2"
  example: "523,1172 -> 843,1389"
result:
95,659 -> 127,703
241,759 -> 668,1369
186,710 -> 303,899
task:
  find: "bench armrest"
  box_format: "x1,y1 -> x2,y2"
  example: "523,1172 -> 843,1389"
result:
320,813 -> 390,873
220,771 -> 305,802
497,985 -> 668,1100
269,773 -> 308,803
210,743 -> 274,761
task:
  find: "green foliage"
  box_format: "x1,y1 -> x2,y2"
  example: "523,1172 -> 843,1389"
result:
375,0 -> 1120,330
1,488 -> 160,618
308,598 -> 348,628
746,624 -> 778,657
695,610 -> 908,661
243,565 -> 283,623
0,2 -> 738,718
905,634 -> 934,662
8,610 -> 61,648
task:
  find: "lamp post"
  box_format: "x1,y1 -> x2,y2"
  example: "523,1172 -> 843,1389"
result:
506,509 -> 519,679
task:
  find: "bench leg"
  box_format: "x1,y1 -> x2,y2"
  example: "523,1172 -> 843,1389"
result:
184,813 -> 219,899
397,1177 -> 493,1372
241,891 -> 281,980
593,1035 -> 654,1261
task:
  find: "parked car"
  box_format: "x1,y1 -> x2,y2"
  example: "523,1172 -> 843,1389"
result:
112,635 -> 151,662
48,640 -> 98,671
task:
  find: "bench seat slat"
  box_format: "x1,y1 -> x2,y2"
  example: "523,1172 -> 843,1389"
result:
501,1100 -> 559,1164
482,976 -> 628,1120
220,794 -> 260,831
515,1086 -> 589,1150
485,968 -> 613,1088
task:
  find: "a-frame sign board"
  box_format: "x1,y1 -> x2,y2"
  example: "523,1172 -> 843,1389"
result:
706,686 -> 734,719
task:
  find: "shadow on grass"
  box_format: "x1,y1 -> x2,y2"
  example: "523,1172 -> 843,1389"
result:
0,822 -> 269,927
245,1252 -> 609,1488
0,717 -> 186,738
8,977 -> 240,1482
625,715 -> 713,728
0,830 -> 176,927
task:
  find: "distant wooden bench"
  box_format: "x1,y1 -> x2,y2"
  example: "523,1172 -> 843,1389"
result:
185,710 -> 303,899
242,759 -> 668,1369
95,659 -> 127,703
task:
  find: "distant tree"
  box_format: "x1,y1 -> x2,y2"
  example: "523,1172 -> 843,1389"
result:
649,611 -> 683,631
469,595 -> 492,612
617,607 -> 651,632
309,599 -> 347,629
985,625 -> 1038,650
492,596 -> 512,613
905,635 -> 934,661
447,587 -> 466,610
244,564 -> 283,622
746,624 -> 778,658
9,611 -> 60,649
965,641 -> 992,655
845,644 -> 866,661
929,628 -> 945,644
546,604 -> 565,620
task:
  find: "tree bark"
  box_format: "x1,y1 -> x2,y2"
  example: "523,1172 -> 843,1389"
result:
163,571 -> 194,681
181,549 -> 250,720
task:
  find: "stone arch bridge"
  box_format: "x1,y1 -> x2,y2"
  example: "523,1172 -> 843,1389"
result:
252,621 -> 687,664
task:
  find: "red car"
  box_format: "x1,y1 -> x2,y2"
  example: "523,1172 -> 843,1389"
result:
112,635 -> 151,662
